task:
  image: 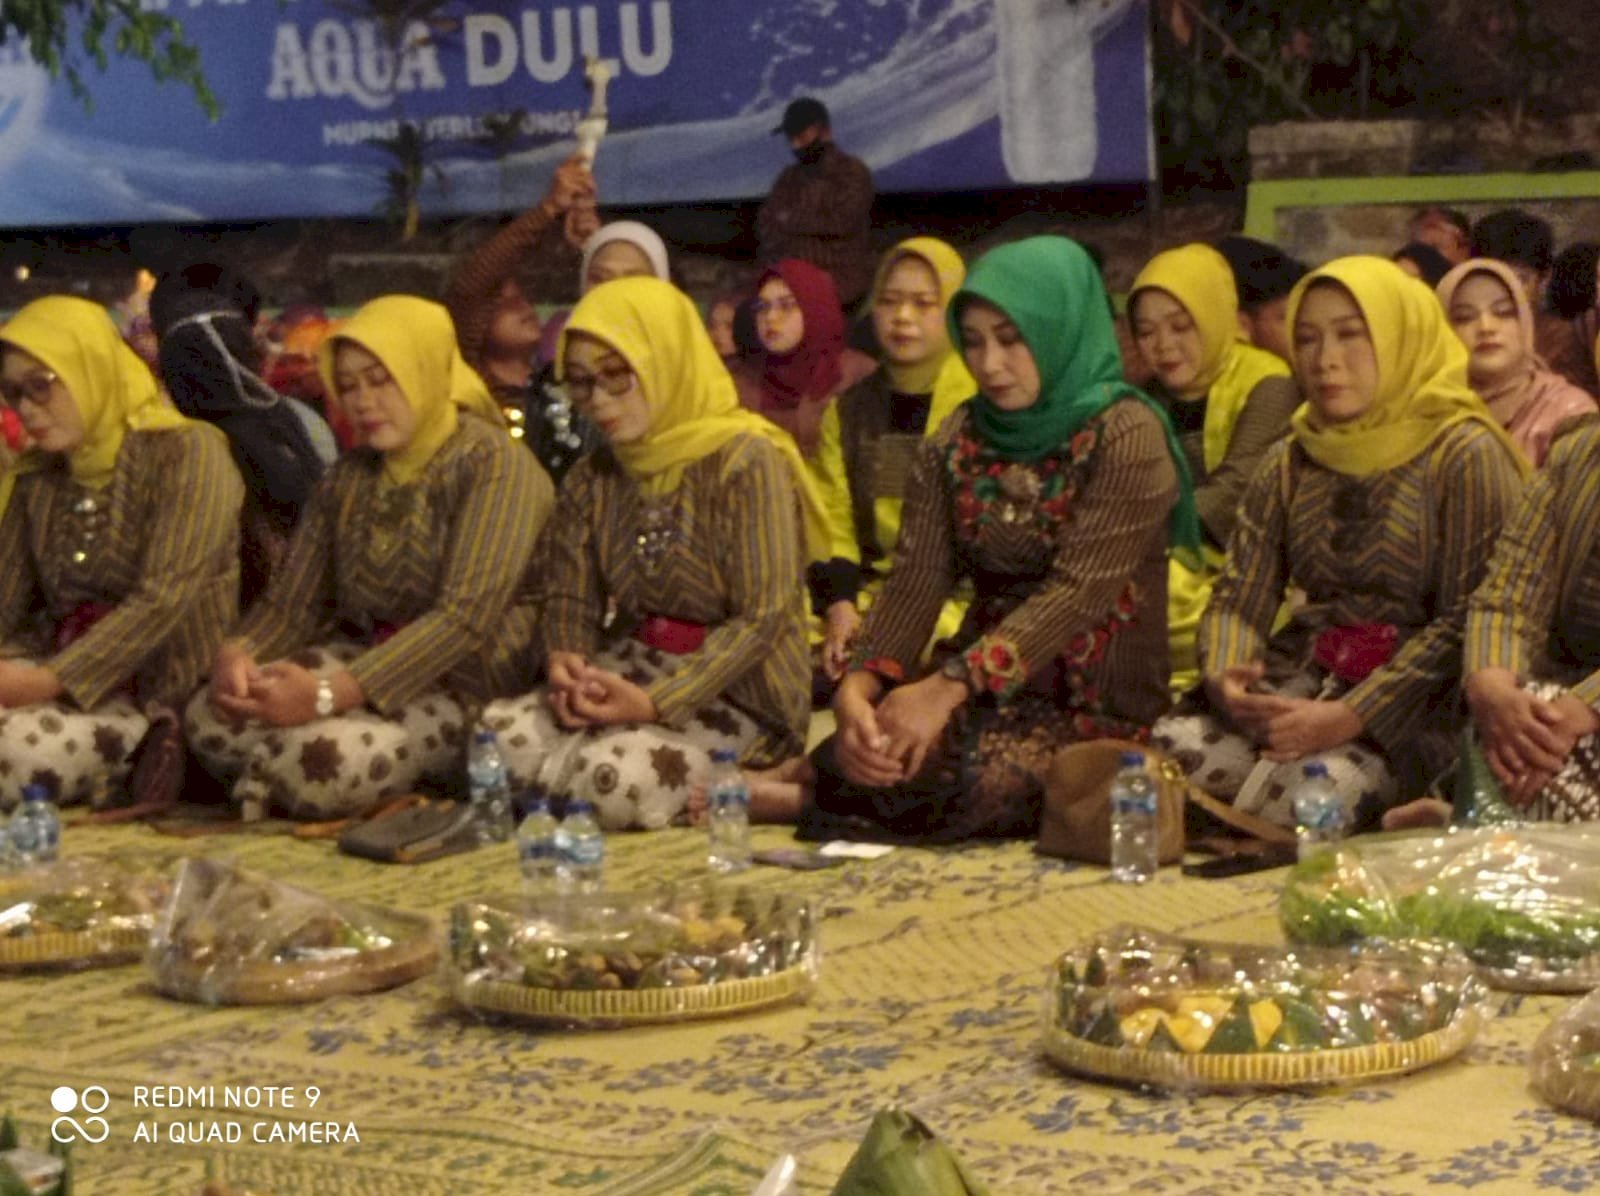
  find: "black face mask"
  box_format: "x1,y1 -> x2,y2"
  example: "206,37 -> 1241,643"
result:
792,141 -> 828,166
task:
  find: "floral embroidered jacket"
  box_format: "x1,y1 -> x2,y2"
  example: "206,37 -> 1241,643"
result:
851,399 -> 1177,730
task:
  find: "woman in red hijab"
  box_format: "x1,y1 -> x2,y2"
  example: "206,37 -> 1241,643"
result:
734,258 -> 875,456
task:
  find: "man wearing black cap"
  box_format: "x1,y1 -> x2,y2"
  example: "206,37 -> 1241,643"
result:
756,96 -> 875,307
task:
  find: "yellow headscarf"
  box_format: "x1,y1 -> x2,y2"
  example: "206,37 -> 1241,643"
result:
1286,256 -> 1529,479
561,276 -> 831,558
0,295 -> 186,498
317,295 -> 504,485
1130,243 -> 1292,472
871,237 -> 977,415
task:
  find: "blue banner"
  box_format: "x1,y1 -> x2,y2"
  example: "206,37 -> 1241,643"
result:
0,1 -> 1151,226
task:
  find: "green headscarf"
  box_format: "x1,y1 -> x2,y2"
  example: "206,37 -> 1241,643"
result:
949,236 -> 1201,565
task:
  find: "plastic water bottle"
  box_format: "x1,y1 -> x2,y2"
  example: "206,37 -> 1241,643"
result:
555,799 -> 604,893
467,728 -> 514,844
516,795 -> 561,892
10,785 -> 61,867
1291,761 -> 1347,861
706,749 -> 753,873
1108,752 -> 1159,884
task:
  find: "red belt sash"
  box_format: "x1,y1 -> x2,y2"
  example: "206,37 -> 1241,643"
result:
633,615 -> 707,655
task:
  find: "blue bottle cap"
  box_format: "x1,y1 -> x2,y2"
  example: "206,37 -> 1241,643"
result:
710,748 -> 737,764
566,799 -> 594,815
1119,751 -> 1145,768
1302,762 -> 1330,779
20,784 -> 48,803
473,729 -> 497,744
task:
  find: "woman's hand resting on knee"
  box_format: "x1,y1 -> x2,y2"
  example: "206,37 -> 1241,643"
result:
550,658 -> 657,729
1205,662 -> 1294,737
1467,668 -> 1579,802
1257,699 -> 1363,762
212,649 -> 363,728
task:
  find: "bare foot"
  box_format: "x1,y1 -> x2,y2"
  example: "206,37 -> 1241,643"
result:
1380,797 -> 1453,832
685,756 -> 817,826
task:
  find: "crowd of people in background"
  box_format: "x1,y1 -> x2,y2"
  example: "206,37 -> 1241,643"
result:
5,93 -> 1600,844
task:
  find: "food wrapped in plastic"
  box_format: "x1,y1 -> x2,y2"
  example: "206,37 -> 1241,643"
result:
1279,827 -> 1600,991
1531,988 -> 1600,1120
1042,925 -> 1488,1090
148,858 -> 438,1004
449,882 -> 818,1026
0,853 -> 176,969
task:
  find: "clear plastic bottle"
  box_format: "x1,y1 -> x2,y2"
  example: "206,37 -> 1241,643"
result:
706,748 -> 752,874
515,794 -> 562,892
1291,761 -> 1347,862
466,728 -> 514,845
10,784 -> 60,867
555,799 -> 604,893
1108,751 -> 1158,884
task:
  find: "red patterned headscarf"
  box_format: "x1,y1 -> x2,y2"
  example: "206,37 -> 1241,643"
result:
756,258 -> 846,410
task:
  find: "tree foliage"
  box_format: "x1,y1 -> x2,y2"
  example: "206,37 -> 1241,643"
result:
1143,0 -> 1431,189
3,0 -> 217,119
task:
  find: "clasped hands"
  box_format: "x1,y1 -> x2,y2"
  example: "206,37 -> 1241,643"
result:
1467,668 -> 1598,806
208,644 -> 357,728
831,670 -> 968,788
1207,662 -> 1363,762
547,652 -> 657,729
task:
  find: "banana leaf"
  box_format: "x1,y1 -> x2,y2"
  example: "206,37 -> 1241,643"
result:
829,1109 -> 990,1196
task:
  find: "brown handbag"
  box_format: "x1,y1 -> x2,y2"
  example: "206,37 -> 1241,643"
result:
1036,738 -> 1293,866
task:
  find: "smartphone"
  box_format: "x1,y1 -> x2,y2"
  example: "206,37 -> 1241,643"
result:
753,848 -> 849,871
1181,843 -> 1298,878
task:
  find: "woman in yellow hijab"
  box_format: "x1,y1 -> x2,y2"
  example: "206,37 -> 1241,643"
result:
0,295 -> 243,809
1153,257 -> 1527,831
187,295 -> 554,822
1129,243 -> 1302,695
809,236 -> 977,684
484,276 -> 820,831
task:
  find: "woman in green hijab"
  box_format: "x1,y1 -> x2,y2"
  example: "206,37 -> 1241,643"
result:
743,236 -> 1198,840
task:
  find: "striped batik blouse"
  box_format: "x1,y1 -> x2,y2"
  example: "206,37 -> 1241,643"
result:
849,399 -> 1178,728
1467,418 -> 1600,702
0,424 -> 244,709
535,434 -> 811,767
235,415 -> 553,715
1201,421 -> 1524,755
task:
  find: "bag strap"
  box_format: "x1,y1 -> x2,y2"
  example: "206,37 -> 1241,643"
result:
1150,748 -> 1296,846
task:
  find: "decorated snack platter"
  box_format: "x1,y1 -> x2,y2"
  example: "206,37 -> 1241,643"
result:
148,857 -> 437,1004
449,882 -> 817,1027
0,854 -> 175,969
1043,926 -> 1488,1090
1280,827 -> 1600,992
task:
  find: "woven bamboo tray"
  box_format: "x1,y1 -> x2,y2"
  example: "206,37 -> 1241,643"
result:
452,964 -> 814,1028
1477,954 -> 1600,994
1042,1005 -> 1483,1090
152,910 -> 439,1005
0,923 -> 150,969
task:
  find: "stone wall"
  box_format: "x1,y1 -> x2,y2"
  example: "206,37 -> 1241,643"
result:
1249,116 -> 1600,265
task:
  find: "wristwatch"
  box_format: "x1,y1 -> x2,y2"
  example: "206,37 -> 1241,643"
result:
314,678 -> 336,718
939,653 -> 973,693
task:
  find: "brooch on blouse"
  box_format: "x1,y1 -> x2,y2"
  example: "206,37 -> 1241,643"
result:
996,464 -> 1043,524
65,494 -> 108,570
634,498 -> 681,575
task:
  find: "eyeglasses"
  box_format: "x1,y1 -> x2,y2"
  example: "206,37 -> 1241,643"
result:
564,363 -> 635,405
753,297 -> 800,318
0,370 -> 59,411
